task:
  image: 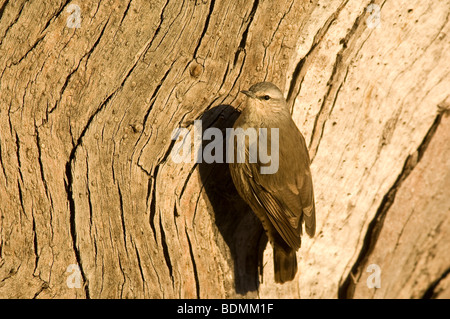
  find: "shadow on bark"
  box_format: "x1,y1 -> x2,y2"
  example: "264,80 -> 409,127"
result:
198,104 -> 267,295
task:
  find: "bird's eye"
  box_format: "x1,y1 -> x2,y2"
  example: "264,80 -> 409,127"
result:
263,95 -> 270,100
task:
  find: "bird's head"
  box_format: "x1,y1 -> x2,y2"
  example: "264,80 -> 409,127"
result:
240,82 -> 288,113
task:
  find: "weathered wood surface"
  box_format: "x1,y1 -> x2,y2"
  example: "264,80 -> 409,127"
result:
351,114 -> 450,299
0,0 -> 448,298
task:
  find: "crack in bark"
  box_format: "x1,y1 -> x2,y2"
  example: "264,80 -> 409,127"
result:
147,0 -> 171,51
0,0 -> 9,21
34,125 -> 50,200
7,0 -> 71,67
147,245 -> 165,297
261,0 -> 294,75
0,0 -> 26,47
227,51 -> 247,101
61,56 -> 130,299
148,172 -> 158,243
49,17 -> 110,114
119,0 -> 132,26
308,3 -> 363,160
39,0 -> 71,34
310,64 -> 350,161
141,59 -> 177,129
85,154 -> 94,231
0,135 -> 8,185
14,132 -> 27,221
146,137 -> 178,243
233,0 -> 258,67
159,217 -> 174,284
271,0 -> 294,42
338,110 -> 447,299
32,215 -> 39,273
286,0 -> 349,106
117,253 -> 126,298
185,228 -> 200,298
193,0 -> 215,59
17,180 -> 26,222
286,53 -> 306,105
178,164 -> 198,200
134,244 -> 146,294
10,34 -> 45,67
117,183 -> 128,253
65,158 -> 90,298
14,133 -> 22,181
62,16 -> 146,294
32,281 -> 49,299
422,267 -> 450,299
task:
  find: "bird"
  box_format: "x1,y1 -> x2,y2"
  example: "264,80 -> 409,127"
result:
228,81 -> 316,283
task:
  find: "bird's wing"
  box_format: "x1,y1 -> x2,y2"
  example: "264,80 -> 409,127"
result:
297,167 -> 316,237
243,121 -> 315,249
248,174 -> 303,249
278,121 -> 316,238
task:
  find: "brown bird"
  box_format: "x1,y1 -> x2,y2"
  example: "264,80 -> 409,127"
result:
229,82 -> 316,283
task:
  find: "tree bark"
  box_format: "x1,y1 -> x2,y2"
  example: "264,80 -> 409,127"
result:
0,0 -> 449,298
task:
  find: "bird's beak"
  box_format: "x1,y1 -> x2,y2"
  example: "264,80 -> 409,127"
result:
240,90 -> 256,98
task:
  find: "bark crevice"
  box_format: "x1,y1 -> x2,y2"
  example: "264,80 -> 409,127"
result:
338,110 -> 447,299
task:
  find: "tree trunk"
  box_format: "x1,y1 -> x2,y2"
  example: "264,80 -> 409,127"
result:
0,0 -> 449,298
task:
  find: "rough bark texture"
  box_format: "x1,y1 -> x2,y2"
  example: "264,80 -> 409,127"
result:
0,0 -> 449,298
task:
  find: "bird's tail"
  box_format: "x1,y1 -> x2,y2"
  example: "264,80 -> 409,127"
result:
273,244 -> 298,283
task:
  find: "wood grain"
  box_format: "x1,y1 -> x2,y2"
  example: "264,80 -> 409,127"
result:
0,0 -> 448,298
